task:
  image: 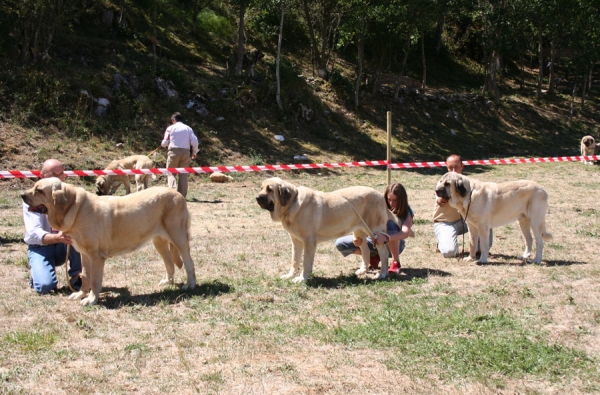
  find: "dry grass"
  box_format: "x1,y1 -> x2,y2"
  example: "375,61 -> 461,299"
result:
1,162 -> 599,394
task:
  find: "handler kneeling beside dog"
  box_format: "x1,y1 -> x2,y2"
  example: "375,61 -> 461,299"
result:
335,182 -> 414,274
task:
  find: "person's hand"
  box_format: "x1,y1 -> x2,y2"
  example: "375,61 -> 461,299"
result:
374,233 -> 390,245
191,153 -> 197,160
352,237 -> 363,247
44,231 -> 73,245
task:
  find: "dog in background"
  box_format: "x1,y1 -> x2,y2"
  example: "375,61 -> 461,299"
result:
96,155 -> 155,195
580,135 -> 596,164
226,49 -> 265,78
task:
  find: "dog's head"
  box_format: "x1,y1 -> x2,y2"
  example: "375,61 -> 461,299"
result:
21,177 -> 76,229
582,135 -> 595,148
255,177 -> 298,220
95,175 -> 111,195
435,172 -> 471,206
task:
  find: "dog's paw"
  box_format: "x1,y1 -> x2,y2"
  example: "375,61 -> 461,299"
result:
291,276 -> 306,283
68,291 -> 86,300
158,278 -> 174,286
182,282 -> 196,290
355,268 -> 367,276
80,295 -> 98,306
463,256 -> 476,262
280,271 -> 295,280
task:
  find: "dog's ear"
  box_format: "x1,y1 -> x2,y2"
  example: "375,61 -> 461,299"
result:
279,183 -> 292,207
456,178 -> 468,197
50,182 -> 71,227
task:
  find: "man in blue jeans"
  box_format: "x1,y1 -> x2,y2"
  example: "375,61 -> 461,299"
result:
22,159 -> 82,294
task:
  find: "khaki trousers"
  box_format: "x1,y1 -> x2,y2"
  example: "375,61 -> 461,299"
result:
166,148 -> 191,197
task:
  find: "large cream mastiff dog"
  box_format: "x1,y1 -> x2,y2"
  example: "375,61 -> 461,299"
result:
21,178 -> 197,305
256,177 -> 393,282
95,154 -> 155,195
435,172 -> 553,264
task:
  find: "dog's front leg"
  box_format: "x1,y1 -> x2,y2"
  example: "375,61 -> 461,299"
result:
464,225 -> 479,262
81,255 -> 105,306
69,254 -> 90,301
294,237 -> 316,283
281,236 -> 302,280
476,224 -> 491,263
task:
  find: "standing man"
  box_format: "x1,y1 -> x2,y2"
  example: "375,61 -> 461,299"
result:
161,112 -> 199,197
433,154 -> 492,258
23,159 -> 82,294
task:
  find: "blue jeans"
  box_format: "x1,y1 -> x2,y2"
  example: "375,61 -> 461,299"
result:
28,244 -> 82,294
335,220 -> 405,258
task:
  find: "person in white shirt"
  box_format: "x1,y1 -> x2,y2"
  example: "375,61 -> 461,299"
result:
161,112 -> 199,197
22,159 -> 82,294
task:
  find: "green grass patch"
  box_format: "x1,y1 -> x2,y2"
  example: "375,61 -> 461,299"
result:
3,330 -> 58,352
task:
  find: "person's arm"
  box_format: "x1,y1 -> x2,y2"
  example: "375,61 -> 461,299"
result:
190,130 -> 199,159
161,129 -> 170,147
375,211 -> 414,245
23,203 -> 73,245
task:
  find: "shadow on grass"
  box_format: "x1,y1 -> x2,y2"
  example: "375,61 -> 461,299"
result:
471,254 -> 588,267
97,280 -> 233,309
306,267 -> 451,289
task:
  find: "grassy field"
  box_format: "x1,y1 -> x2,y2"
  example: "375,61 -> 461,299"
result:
1,162 -> 599,394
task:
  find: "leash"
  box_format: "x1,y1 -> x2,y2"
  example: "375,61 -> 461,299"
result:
341,196 -> 393,257
147,145 -> 163,156
64,244 -> 76,292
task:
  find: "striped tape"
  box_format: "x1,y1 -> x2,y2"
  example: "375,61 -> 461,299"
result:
1,156 -> 599,179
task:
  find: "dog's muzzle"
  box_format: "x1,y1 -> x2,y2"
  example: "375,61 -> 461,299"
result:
435,188 -> 449,199
255,195 -> 274,212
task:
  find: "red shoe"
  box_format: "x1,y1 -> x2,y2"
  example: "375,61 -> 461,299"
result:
388,260 -> 401,274
369,255 -> 380,270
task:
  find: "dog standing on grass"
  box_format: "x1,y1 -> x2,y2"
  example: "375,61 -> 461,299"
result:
580,135 -> 596,165
96,155 -> 155,195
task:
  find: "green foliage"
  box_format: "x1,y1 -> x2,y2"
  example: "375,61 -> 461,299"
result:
3,330 -> 57,352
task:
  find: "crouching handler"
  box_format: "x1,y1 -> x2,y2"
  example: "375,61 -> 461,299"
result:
335,182 -> 414,274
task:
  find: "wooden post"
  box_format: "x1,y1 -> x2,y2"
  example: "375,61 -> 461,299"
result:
387,111 -> 392,187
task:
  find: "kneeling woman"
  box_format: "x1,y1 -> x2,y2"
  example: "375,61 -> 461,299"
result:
335,182 -> 414,274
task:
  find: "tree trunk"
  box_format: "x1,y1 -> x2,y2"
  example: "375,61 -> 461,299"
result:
276,2 -> 285,111
434,14 -> 445,54
393,34 -> 411,100
300,0 -> 328,79
536,23 -> 543,100
153,0 -> 157,71
548,43 -> 555,94
588,64 -> 594,94
354,33 -> 364,108
420,29 -> 426,93
570,77 -> 577,120
234,1 -> 247,77
581,68 -> 587,109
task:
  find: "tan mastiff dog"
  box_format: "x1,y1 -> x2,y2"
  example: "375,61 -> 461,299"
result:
581,135 -> 596,165
435,172 -> 553,264
21,178 -> 197,305
95,155 -> 155,195
255,177 -> 393,282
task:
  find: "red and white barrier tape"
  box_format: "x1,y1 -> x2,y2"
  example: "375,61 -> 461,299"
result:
1,156 -> 599,179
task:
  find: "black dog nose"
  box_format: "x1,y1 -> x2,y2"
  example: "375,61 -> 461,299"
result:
435,190 -> 446,198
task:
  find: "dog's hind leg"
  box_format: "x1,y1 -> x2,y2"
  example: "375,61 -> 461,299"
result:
518,217 -> 533,261
153,237 -> 177,286
354,230 -> 370,277
167,236 -> 196,290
